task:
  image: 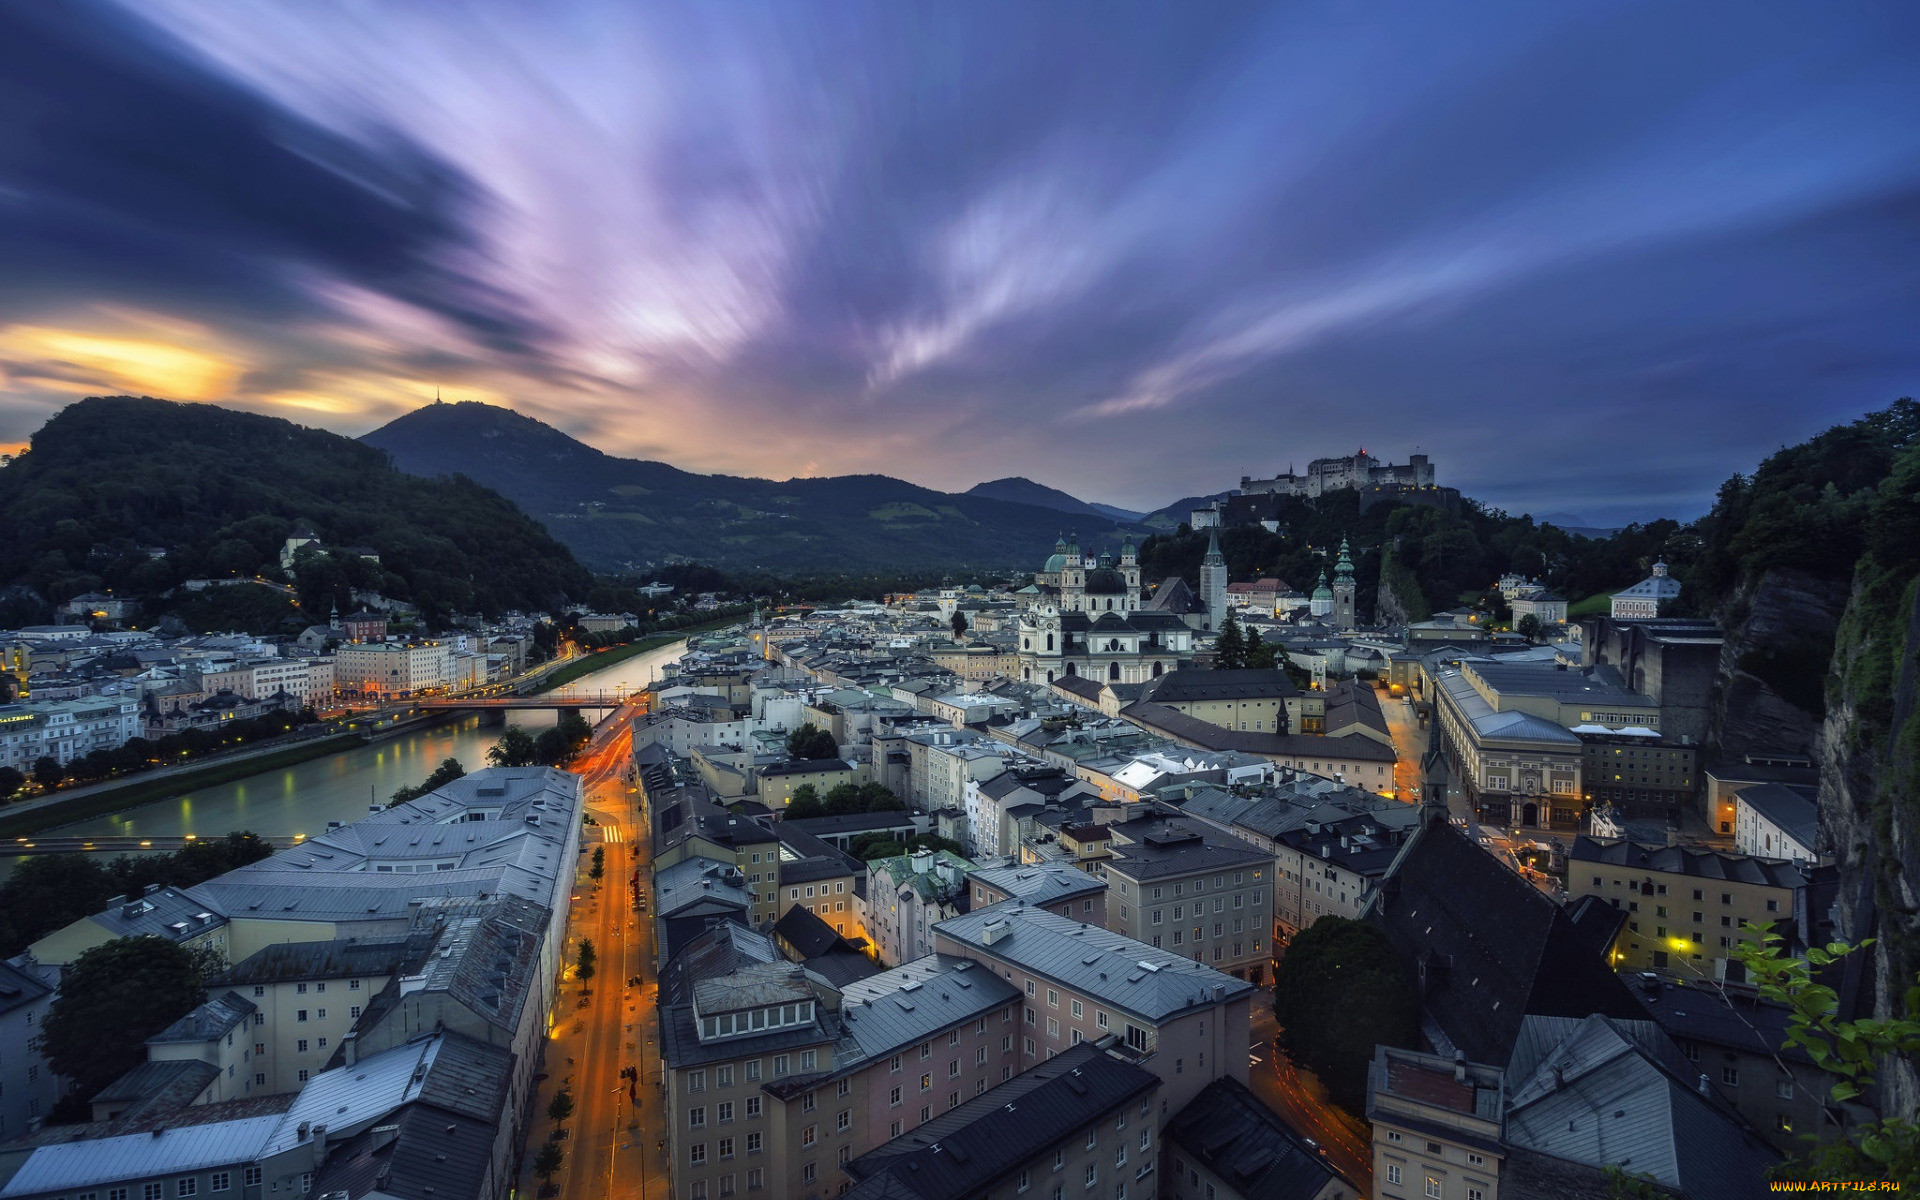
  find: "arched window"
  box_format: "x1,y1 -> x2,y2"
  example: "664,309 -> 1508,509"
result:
1152,661 -> 1164,678
1065,663 -> 1077,677
1108,663 -> 1120,681
1046,670 -> 1055,683
1106,598 -> 1113,611
1046,633 -> 1054,652
1022,638 -> 1029,650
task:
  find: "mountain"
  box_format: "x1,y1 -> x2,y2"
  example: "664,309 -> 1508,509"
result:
0,397 -> 593,622
964,477 -> 1141,522
362,402 -> 1149,573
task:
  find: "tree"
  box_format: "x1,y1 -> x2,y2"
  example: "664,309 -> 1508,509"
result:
38,936 -> 207,1101
533,1141 -> 564,1188
1214,611 -> 1246,670
389,756 -> 467,806
576,939 -> 597,982
589,846 -> 605,882
1516,613 -> 1542,643
1738,928 -> 1920,1185
1245,627 -> 1277,670
547,1088 -> 575,1126
0,765 -> 24,801
784,784 -> 825,820
785,723 -> 838,761
1272,917 -> 1420,1111
487,727 -> 540,768
31,756 -> 63,789
950,610 -> 969,639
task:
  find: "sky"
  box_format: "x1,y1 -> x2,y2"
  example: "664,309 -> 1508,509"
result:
1,2 -> 1917,525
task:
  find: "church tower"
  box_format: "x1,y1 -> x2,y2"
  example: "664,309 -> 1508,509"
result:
1120,538 -> 1141,608
1310,570 -> 1334,620
1332,537 -> 1357,631
1199,526 -> 1228,631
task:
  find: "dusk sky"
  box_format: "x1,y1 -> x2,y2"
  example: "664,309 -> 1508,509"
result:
2,2 -> 1917,524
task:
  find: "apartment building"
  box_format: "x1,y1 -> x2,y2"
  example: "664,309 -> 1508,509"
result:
1568,836 -> 1804,977
199,657 -> 329,707
842,1042 -> 1160,1200
931,904 -> 1254,1125
0,696 -> 143,770
0,956 -> 63,1139
1165,1076 -> 1357,1200
864,849 -> 974,967
332,641 -> 452,696
1139,667 -> 1306,734
1367,1046 -> 1506,1200
1430,666 -> 1584,829
967,862 -> 1108,927
649,783 -> 785,927
1101,814 -> 1275,984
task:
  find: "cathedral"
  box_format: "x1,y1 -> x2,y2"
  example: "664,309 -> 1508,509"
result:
1015,534 -> 1199,685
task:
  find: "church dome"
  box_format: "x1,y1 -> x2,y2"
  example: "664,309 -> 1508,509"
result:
1044,553 -> 1068,572
1311,574 -> 1334,601
1084,567 -> 1130,594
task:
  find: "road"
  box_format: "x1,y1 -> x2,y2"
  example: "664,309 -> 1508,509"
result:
1247,1003 -> 1374,1194
518,698 -> 671,1200
1378,686 -> 1425,805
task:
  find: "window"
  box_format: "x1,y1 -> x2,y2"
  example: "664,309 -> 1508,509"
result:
800,1050 -> 818,1071
949,1060 -> 961,1078
211,1176 -> 229,1194
297,1039 -> 308,1053
690,1143 -> 708,1166
803,1165 -> 816,1185
349,1006 -> 361,1019
718,1101 -> 734,1123
1425,1178 -> 1442,1199
297,1069 -> 310,1083
838,1078 -> 850,1098
1085,1164 -> 1098,1188
244,1171 -> 261,1189
254,1073 -> 266,1085
297,982 -> 308,994
718,1137 -> 735,1159
349,978 -> 360,990
746,1131 -> 762,1153
1071,999 -> 1083,1018
178,1179 -> 198,1198
1467,1153 -> 1484,1166
747,1169 -> 764,1190
802,1092 -> 816,1113
296,1009 -> 308,1022
689,1070 -> 707,1093
745,1059 -> 761,1082
1723,1066 -> 1741,1086
773,1055 -> 789,1077
1096,1011 -> 1109,1029
316,1009 -> 325,1019
1018,1169 -> 1032,1193
837,1110 -> 851,1132
1047,989 -> 1059,1008
1025,1037 -> 1036,1055
719,1175 -> 736,1197
1778,1078 -> 1795,1100
690,1107 -> 707,1129
949,1030 -> 960,1047
890,1054 -> 902,1072
745,1096 -> 762,1118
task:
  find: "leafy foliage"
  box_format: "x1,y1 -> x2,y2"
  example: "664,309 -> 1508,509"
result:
18,708 -> 319,795
547,1088 -> 575,1125
0,396 -> 593,626
389,756 -> 467,806
1214,611 -> 1245,669
1737,927 -> 1920,1186
0,833 -> 274,956
849,832 -> 967,861
784,781 -> 905,821
1272,917 -> 1420,1112
785,723 -> 840,761
533,1141 -> 564,1185
575,938 -> 597,982
38,936 -> 208,1100
487,715 -> 592,770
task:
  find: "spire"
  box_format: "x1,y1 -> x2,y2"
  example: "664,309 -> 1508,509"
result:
1204,523 -> 1224,561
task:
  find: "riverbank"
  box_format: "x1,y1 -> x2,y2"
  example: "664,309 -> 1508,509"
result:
0,733 -> 368,840
532,613 -> 747,692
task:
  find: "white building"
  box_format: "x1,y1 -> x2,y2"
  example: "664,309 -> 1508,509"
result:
332,642 -> 453,697
1610,561 -> 1682,619
0,697 -> 143,770
1735,783 -> 1820,865
199,658 -> 329,707
0,956 -> 64,1139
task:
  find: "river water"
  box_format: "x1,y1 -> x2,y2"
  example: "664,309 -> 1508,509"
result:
0,639 -> 689,879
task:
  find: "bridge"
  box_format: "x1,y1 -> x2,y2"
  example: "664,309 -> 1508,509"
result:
408,691 -> 644,711
7,834 -> 309,857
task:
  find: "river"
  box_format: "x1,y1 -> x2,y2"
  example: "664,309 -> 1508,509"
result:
0,639 -> 690,880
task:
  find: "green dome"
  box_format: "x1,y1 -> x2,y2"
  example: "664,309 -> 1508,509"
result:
1044,553 -> 1068,572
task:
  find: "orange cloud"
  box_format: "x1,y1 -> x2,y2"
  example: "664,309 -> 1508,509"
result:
0,319 -> 243,401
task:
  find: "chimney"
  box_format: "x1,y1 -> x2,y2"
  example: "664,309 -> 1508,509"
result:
298,1121 -> 312,1141
341,1031 -> 358,1066
1454,1051 -> 1469,1086
1698,1074 -> 1713,1097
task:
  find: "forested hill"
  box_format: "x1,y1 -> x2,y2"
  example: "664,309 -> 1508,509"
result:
362,401 -> 1148,572
0,396 -> 593,624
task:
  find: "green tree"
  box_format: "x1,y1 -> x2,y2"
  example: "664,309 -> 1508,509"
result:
547,1088 -> 575,1126
38,936 -> 207,1101
950,610 -> 969,639
0,765 -> 24,801
1516,613 -> 1542,643
487,727 -> 540,768
1214,611 -> 1245,670
785,723 -> 839,761
1272,917 -> 1420,1111
576,939 -> 597,982
590,846 -> 605,881
1244,627 -> 1276,670
31,756 -> 63,789
389,756 -> 467,806
1737,928 -> 1920,1185
533,1141 -> 564,1188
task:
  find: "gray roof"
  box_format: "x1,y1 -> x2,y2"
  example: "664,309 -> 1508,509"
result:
0,956 -> 53,1017
692,960 -> 814,1016
965,863 -> 1107,906
1503,1014 -> 1777,1199
1101,814 -> 1273,882
214,934 -> 430,987
655,855 -> 754,918
1143,667 -> 1299,702
1735,783 -> 1819,854
934,903 -> 1254,1023
1571,837 -> 1805,889
0,1115 -> 283,1198
1120,700 -> 1397,762
844,1043 -> 1158,1200
147,990 -> 257,1044
1165,1076 -> 1350,1200
836,955 -> 1022,1062
1434,670 -> 1583,745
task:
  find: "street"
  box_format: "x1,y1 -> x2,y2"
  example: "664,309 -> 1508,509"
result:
1378,686 -> 1428,809
1246,1003 -> 1374,1193
518,698 -> 671,1200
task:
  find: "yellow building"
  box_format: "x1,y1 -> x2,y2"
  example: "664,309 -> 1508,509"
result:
1568,835 -> 1804,978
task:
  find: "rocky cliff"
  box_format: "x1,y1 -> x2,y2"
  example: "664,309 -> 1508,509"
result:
1711,567 -> 1851,758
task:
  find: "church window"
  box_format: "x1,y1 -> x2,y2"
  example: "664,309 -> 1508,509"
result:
1152,662 -> 1163,677
1046,633 -> 1054,652
1065,663 -> 1077,676
1046,671 -> 1055,683
1108,663 -> 1120,681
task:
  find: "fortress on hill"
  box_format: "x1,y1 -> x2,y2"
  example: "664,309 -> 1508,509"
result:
1239,449 -> 1435,497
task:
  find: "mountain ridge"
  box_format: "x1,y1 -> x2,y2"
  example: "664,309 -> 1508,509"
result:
361,401 -> 1150,573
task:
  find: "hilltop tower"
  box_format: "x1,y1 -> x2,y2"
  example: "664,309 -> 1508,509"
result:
1332,537 -> 1357,631
1199,526 -> 1228,632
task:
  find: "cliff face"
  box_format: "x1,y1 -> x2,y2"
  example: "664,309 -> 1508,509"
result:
1712,567 -> 1851,758
1822,571 -> 1920,1116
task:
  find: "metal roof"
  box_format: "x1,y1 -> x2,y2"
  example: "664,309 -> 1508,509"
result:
933,903 -> 1253,1023
837,955 -> 1021,1061
261,1034 -> 440,1156
965,863 -> 1107,906
0,1115 -> 283,1198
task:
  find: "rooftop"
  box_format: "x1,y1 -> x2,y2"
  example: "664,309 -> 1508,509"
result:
837,955 -> 1023,1063
1165,1076 -> 1350,1200
1571,837 -> 1805,889
965,862 -> 1107,906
